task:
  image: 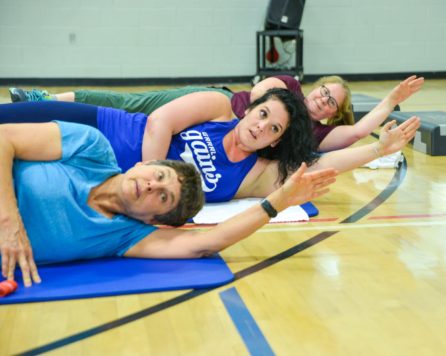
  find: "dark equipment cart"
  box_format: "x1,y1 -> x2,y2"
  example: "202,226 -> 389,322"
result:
253,0 -> 305,84
254,29 -> 304,84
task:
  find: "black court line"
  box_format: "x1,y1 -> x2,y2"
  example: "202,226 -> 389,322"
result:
18,231 -> 337,356
19,151 -> 408,355
340,158 -> 407,224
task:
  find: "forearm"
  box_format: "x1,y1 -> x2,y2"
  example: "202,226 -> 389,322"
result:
199,171 -> 320,253
354,75 -> 423,138
126,203 -> 272,259
319,92 -> 403,152
354,95 -> 396,137
0,122 -> 62,224
310,142 -> 380,174
141,119 -> 173,161
250,77 -> 287,103
128,164 -> 336,259
196,202 -> 273,255
0,123 -> 60,285
0,137 -> 21,231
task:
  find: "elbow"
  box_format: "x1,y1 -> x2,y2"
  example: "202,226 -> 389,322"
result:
198,243 -> 225,257
189,248 -> 219,259
355,130 -> 370,140
144,115 -> 162,134
199,249 -> 219,258
344,132 -> 366,146
194,241 -> 228,258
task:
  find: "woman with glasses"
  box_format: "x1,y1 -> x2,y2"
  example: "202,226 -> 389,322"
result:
304,75 -> 424,152
8,75 -> 423,153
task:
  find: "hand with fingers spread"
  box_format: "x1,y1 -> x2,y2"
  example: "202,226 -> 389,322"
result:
268,163 -> 337,212
0,214 -> 41,287
376,116 -> 421,157
387,75 -> 424,108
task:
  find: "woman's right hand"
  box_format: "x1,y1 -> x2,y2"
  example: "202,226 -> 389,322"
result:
377,116 -> 420,156
0,215 -> 41,287
268,163 -> 337,213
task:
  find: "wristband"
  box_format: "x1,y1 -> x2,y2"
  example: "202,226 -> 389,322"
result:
260,198 -> 278,218
373,144 -> 381,158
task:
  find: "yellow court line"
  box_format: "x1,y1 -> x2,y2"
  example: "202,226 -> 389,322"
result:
259,220 -> 446,233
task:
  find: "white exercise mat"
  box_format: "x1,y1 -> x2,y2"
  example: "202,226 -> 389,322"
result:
193,198 -> 309,224
362,151 -> 404,169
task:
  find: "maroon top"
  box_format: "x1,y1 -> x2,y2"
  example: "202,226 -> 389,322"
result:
312,121 -> 337,148
231,75 -> 304,119
231,76 -> 336,148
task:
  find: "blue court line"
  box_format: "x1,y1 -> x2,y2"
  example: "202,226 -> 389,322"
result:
21,231 -> 337,355
220,287 -> 274,356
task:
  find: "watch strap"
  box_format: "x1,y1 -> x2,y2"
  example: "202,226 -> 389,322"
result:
260,198 -> 278,218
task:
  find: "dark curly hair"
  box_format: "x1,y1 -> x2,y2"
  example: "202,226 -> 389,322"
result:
248,88 -> 319,184
147,160 -> 204,227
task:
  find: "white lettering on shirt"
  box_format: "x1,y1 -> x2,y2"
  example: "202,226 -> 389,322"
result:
179,130 -> 222,192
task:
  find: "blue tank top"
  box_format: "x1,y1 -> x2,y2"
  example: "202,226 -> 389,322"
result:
97,107 -> 146,172
167,119 -> 257,202
97,107 -> 257,202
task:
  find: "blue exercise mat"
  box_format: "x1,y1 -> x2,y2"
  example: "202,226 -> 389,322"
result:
0,255 -> 233,305
301,202 -> 318,217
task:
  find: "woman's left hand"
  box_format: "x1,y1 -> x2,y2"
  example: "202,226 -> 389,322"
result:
388,75 -> 424,107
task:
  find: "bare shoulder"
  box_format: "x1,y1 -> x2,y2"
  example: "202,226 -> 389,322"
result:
236,158 -> 281,198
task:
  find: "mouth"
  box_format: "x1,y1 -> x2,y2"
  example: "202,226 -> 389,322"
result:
135,180 -> 140,199
249,129 -> 257,140
313,99 -> 322,112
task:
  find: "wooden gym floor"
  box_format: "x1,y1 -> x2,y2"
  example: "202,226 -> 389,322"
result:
0,79 -> 445,356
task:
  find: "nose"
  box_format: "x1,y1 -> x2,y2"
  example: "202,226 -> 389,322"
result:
320,96 -> 330,106
145,180 -> 163,192
257,121 -> 266,132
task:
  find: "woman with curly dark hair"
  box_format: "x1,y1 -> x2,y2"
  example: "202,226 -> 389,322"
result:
246,88 -> 318,185
0,88 -> 316,202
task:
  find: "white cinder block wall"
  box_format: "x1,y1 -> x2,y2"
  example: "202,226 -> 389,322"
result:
0,0 -> 445,79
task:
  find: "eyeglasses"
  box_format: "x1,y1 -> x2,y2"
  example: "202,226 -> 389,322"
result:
320,85 -> 339,111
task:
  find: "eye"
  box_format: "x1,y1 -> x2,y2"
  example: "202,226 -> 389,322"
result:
157,171 -> 165,181
160,192 -> 167,203
260,109 -> 267,118
271,125 -> 280,134
328,97 -> 337,109
321,86 -> 329,97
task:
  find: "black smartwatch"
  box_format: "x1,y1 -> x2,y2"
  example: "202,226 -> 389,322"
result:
260,198 -> 278,218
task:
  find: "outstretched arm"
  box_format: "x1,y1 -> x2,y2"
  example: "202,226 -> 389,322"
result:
124,164 -> 337,259
310,117 -> 420,173
236,116 -> 420,198
142,91 -> 233,161
250,77 -> 288,103
0,122 -> 62,286
318,75 -> 424,151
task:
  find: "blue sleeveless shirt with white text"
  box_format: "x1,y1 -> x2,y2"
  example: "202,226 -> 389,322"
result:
97,107 -> 257,202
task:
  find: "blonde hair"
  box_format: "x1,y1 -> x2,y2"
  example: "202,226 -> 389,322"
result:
313,75 -> 354,126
